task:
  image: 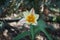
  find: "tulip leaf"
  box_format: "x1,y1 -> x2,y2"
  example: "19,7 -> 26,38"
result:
13,19 -> 53,40
41,29 -> 53,40
30,25 -> 34,40
13,31 -> 30,40
38,19 -> 47,29
38,19 -> 53,40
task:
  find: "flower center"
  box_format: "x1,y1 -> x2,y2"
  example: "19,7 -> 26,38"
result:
26,14 -> 35,23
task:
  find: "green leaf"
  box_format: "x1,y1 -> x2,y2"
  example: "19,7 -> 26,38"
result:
38,19 -> 47,29
30,25 -> 34,40
34,26 -> 41,35
13,31 -> 30,40
41,29 -> 53,40
38,19 -> 53,40
13,19 -> 53,40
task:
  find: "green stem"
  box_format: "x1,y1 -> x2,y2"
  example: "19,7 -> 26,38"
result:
30,25 -> 34,40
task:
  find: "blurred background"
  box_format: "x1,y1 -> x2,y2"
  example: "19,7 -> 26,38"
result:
0,0 -> 60,40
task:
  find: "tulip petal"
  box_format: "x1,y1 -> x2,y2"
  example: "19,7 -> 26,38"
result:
35,14 -> 39,20
30,8 -> 35,14
22,8 -> 39,25
17,18 -> 26,26
23,10 -> 29,17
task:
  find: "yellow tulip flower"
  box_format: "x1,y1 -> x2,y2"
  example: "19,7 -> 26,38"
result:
23,8 -> 39,25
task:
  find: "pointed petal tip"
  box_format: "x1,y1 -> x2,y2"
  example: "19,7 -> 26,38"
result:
30,8 -> 35,14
